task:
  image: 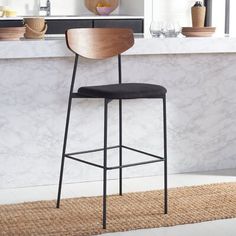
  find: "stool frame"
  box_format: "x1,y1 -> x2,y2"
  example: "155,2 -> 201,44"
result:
56,31 -> 167,229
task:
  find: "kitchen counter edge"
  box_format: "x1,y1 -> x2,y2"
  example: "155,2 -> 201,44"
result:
0,36 -> 235,59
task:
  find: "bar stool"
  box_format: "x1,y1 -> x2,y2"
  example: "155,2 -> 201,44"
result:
56,28 -> 168,229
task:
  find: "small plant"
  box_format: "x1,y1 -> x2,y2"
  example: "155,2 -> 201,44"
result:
97,0 -> 111,8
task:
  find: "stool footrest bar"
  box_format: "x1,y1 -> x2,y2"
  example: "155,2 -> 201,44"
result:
67,145 -> 119,156
122,145 -> 164,160
107,159 -> 164,170
65,155 -> 104,169
65,154 -> 164,170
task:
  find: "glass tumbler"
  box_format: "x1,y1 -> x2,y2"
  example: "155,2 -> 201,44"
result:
150,21 -> 163,38
162,22 -> 181,38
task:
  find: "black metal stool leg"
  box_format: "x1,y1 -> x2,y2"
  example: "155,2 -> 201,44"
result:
56,55 -> 79,209
163,96 -> 168,214
103,99 -> 108,229
119,99 -> 123,196
57,104 -> 71,208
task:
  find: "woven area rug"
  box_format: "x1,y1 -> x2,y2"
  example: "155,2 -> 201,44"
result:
1,182 -> 236,236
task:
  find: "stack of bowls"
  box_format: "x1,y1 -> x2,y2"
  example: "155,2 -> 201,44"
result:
0,27 -> 25,40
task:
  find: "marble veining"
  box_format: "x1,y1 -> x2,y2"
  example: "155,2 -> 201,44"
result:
0,53 -> 236,189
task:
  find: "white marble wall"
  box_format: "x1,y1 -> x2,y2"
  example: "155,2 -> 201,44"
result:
0,53 -> 236,189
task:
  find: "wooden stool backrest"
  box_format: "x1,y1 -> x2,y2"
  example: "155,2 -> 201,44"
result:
66,28 -> 134,59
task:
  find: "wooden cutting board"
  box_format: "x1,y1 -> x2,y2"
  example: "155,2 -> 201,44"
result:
85,0 -> 119,14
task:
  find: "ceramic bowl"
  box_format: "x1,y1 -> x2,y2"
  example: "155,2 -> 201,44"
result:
96,7 -> 113,16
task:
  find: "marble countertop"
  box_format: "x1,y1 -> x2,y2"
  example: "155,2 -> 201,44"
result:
0,35 -> 236,59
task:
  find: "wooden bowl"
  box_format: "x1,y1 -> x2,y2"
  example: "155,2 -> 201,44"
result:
181,27 -> 216,37
0,27 -> 25,40
182,31 -> 215,37
0,27 -> 25,32
182,27 -> 216,32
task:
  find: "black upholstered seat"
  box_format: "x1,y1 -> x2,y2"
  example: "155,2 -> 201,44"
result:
77,83 -> 167,99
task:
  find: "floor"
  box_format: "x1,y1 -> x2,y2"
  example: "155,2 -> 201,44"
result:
0,168 -> 236,236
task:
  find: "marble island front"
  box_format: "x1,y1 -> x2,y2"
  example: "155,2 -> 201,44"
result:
0,36 -> 235,190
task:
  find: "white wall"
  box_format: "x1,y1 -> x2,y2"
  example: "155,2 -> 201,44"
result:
152,0 -> 195,26
0,0 -> 39,15
0,0 -> 92,16
120,0 -> 144,16
144,0 -> 152,35
212,0 -> 225,35
0,0 -> 143,16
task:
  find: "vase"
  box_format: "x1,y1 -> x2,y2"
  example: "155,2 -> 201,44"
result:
191,6 -> 206,27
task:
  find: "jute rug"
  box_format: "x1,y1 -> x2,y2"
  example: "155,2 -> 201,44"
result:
1,182 -> 236,236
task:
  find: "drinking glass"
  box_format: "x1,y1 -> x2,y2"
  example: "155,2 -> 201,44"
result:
150,21 -> 163,38
162,22 -> 181,38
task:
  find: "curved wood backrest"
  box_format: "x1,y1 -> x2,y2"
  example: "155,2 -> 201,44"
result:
66,28 -> 134,59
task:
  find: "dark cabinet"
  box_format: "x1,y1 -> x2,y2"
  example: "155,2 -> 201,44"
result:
0,20 -> 23,27
46,19 -> 93,34
0,18 -> 144,34
94,19 -> 143,33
